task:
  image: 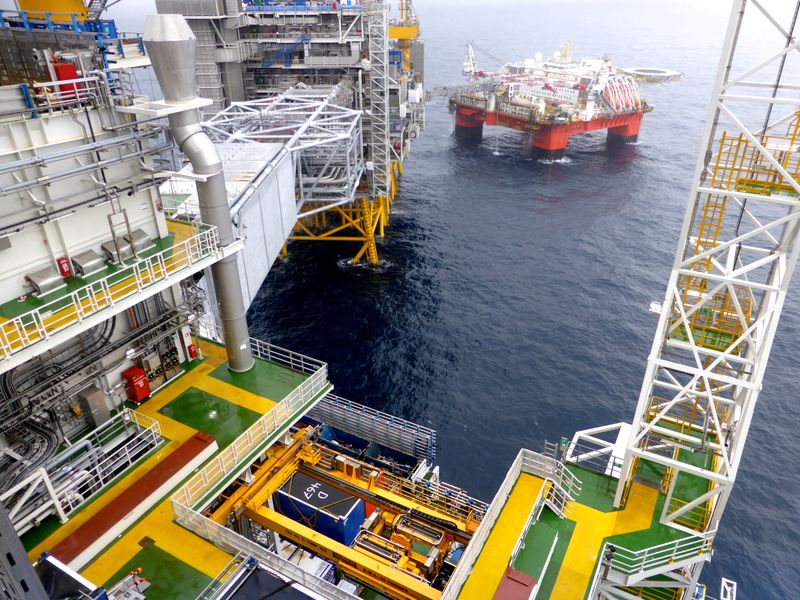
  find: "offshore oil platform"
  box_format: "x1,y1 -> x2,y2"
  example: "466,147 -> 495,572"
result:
0,0 -> 793,599
450,42 -> 653,158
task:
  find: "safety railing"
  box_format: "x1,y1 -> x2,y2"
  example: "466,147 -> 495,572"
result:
173,366 -> 329,512
173,503 -> 358,600
245,2 -> 363,12
442,449 -> 524,599
309,393 -> 437,462
522,447 -> 583,500
199,316 -> 324,377
173,325 -> 329,512
29,76 -> 105,113
194,552 -> 252,600
0,223 -> 223,363
443,447 -> 584,598
545,478 -> 573,518
509,480 -> 548,565
603,531 -> 715,577
313,443 -> 487,528
303,55 -> 361,67
564,422 -> 630,478
0,408 -> 162,534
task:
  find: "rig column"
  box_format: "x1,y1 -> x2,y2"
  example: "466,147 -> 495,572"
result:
607,112 -> 644,145
531,126 -> 571,159
454,105 -> 484,142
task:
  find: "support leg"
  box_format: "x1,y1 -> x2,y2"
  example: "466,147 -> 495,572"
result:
531,126 -> 571,159
607,113 -> 644,145
454,106 -> 484,142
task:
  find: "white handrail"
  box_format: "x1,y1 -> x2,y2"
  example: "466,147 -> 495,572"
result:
442,451 -> 524,599
509,479 -> 548,564
604,530 -> 715,575
171,326 -> 329,511
0,223 -> 222,361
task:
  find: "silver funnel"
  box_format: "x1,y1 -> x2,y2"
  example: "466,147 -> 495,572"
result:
143,14 -> 198,103
143,13 -> 254,373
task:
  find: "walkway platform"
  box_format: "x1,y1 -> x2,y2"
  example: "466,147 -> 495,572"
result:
459,474 -> 545,599
50,432 -> 217,567
0,220 -> 239,373
458,456 -> 706,600
24,339 -> 327,599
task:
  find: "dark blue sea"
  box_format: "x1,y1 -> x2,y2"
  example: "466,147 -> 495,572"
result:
119,0 -> 797,596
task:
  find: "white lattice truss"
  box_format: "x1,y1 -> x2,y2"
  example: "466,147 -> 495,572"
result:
364,0 -> 391,200
603,0 -> 800,596
202,86 -> 365,218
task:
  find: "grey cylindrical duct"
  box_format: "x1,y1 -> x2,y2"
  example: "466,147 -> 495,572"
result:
144,14 -> 254,373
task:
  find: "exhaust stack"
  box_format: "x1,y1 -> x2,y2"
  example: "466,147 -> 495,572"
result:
144,14 -> 254,373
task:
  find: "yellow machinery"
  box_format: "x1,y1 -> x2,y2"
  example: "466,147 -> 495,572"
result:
207,433 -> 474,600
389,0 -> 421,82
18,0 -> 89,20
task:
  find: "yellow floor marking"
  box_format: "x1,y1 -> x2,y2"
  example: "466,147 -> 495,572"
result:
550,483 -> 658,599
166,220 -> 196,244
194,377 -> 277,414
81,488 -> 232,583
2,240 -> 200,354
26,336 -> 288,582
459,474 -> 545,599
26,355 -> 227,561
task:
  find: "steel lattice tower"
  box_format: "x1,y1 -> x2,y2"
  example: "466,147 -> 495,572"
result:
607,0 -> 800,596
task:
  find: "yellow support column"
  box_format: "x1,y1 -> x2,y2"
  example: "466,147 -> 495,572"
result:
358,197 -> 379,267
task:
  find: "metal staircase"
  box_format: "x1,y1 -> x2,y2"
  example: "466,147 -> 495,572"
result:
86,0 -> 110,20
364,0 -> 391,202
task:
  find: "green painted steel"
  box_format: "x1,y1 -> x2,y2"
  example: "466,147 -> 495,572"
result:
210,359 -> 308,401
102,544 -> 210,600
159,388 -> 260,448
513,510 -> 572,591
0,234 -> 176,320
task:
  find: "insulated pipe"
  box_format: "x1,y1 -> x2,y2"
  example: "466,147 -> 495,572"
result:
144,15 -> 254,373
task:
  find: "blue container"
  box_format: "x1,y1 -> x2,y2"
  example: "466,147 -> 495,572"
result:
275,472 -> 365,546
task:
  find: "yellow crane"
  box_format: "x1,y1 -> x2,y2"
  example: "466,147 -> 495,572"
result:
389,0 -> 421,81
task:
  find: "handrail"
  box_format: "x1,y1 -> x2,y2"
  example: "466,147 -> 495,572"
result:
509,479 -> 548,565
604,531 -> 715,576
173,504 -> 357,600
442,451 -> 524,599
198,316 -> 325,376
313,444 -> 487,527
173,322 -> 329,511
172,365 -> 329,512
0,223 -> 223,362
0,408 -> 162,533
520,448 -> 582,499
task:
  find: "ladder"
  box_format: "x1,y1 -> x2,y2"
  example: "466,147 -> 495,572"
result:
364,1 -> 391,201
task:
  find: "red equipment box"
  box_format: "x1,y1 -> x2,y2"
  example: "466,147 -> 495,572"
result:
122,366 -> 150,404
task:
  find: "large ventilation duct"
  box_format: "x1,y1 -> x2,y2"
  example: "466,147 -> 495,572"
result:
143,14 -> 254,373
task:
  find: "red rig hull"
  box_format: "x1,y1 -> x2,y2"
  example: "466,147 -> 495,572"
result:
453,104 -> 647,159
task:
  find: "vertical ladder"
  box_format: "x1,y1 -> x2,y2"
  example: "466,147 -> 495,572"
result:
106,191 -> 134,263
364,0 -> 391,202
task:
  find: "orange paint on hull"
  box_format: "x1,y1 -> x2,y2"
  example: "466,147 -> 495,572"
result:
452,101 -> 647,157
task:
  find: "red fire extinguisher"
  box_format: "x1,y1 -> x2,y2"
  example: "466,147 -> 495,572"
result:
56,257 -> 72,277
187,343 -> 197,359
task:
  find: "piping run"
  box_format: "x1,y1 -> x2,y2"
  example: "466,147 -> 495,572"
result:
144,14 -> 254,373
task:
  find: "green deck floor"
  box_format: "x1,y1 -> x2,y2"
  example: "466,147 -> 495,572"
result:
513,509 -> 575,598
210,359 -> 308,402
506,451 -> 715,599
103,544 -> 210,600
158,387 -> 261,448
567,465 -> 619,513
0,234 -> 176,320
